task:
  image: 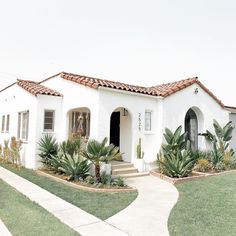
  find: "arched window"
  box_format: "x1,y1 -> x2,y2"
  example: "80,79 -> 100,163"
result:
185,108 -> 198,149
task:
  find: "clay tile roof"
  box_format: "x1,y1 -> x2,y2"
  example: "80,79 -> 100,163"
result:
42,72 -> 224,107
149,77 -> 224,107
17,79 -> 62,97
60,72 -> 157,96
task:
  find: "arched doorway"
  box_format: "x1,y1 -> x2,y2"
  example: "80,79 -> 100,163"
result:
110,107 -> 132,162
185,108 -> 198,149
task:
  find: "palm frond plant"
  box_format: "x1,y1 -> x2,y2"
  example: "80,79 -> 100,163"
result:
82,137 -> 122,182
38,134 -> 58,166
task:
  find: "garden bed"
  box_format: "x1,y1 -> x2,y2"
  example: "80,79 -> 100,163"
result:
37,169 -> 137,193
151,169 -> 236,185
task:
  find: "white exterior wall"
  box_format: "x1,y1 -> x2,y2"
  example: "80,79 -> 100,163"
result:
97,87 -> 163,167
0,84 -> 38,168
229,113 -> 236,150
41,76 -> 100,141
162,84 -> 229,150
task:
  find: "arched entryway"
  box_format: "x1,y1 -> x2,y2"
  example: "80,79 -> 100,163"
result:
110,107 -> 132,162
68,107 -> 90,139
185,108 -> 198,149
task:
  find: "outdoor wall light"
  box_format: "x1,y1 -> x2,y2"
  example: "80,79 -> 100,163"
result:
122,108 -> 128,116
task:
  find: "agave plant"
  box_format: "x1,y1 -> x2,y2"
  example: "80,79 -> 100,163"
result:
82,137 -> 121,182
38,134 -> 58,166
157,146 -> 195,178
58,153 -> 90,181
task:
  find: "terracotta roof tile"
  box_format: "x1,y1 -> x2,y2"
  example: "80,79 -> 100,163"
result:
149,77 -> 224,107
41,72 -> 224,107
60,72 -> 157,96
17,79 -> 62,97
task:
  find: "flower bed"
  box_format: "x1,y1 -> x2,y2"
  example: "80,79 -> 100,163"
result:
151,169 -> 236,185
37,169 -> 137,193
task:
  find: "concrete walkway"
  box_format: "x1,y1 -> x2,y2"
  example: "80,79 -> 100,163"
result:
0,166 -> 178,236
0,220 -> 12,236
106,176 -> 179,236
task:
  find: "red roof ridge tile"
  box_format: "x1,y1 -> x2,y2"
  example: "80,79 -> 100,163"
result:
17,79 -> 62,97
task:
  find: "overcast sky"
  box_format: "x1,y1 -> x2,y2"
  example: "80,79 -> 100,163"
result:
0,0 -> 236,105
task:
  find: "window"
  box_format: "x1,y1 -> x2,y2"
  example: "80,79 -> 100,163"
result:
44,110 -> 55,131
6,114 -> 10,132
145,111 -> 152,131
1,115 -> 5,132
18,111 -> 29,141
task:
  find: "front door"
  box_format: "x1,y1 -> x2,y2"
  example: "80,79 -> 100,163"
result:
110,112 -> 120,147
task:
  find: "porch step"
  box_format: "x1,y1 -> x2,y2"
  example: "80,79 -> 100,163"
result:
112,167 -> 138,176
116,172 -> 150,178
112,163 -> 134,170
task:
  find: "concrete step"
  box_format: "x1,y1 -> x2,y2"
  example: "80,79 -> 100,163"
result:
112,167 -> 138,175
114,172 -> 150,178
112,163 -> 134,170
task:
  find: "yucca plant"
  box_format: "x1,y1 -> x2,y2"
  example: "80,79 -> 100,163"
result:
58,153 -> 90,181
38,134 -> 58,166
82,137 -> 121,182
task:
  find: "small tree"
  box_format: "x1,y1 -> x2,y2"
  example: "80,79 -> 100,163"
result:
82,137 -> 121,182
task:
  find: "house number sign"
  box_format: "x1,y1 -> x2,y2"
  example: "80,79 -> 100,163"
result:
138,113 -> 141,132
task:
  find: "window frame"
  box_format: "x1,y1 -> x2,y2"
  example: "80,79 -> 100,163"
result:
43,110 -> 55,132
6,114 -> 10,133
1,115 -> 5,133
144,110 -> 152,132
18,110 -> 29,141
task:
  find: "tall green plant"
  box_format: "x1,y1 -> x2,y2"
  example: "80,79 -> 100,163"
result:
38,134 -> 58,166
200,119 -> 234,154
157,126 -> 196,178
82,137 -> 121,182
199,119 -> 234,169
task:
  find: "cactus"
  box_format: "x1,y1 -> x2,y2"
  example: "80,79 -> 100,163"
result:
136,138 -> 144,159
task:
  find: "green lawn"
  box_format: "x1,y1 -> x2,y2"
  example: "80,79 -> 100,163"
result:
0,179 -> 78,236
0,163 -> 137,220
168,172 -> 236,236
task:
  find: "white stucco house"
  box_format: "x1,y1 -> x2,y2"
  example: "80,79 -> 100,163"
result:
0,71 -> 235,170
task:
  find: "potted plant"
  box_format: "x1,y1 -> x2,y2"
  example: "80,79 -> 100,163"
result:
135,138 -> 145,172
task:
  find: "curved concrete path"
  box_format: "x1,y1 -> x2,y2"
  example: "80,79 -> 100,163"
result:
106,176 -> 179,236
0,220 -> 12,236
0,167 -> 178,236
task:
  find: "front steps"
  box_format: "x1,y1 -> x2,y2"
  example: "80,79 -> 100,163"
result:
111,162 -> 149,178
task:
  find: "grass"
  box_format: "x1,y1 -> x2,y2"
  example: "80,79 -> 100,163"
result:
0,179 -> 78,236
168,172 -> 236,236
0,163 -> 137,220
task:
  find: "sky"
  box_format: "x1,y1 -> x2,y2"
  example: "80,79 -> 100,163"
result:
0,0 -> 236,105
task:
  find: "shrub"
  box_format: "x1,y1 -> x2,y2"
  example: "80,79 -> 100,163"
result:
215,162 -> 226,172
194,159 -> 213,172
60,138 -> 82,156
58,153 -> 90,181
157,126 -> 196,178
38,134 -> 58,166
